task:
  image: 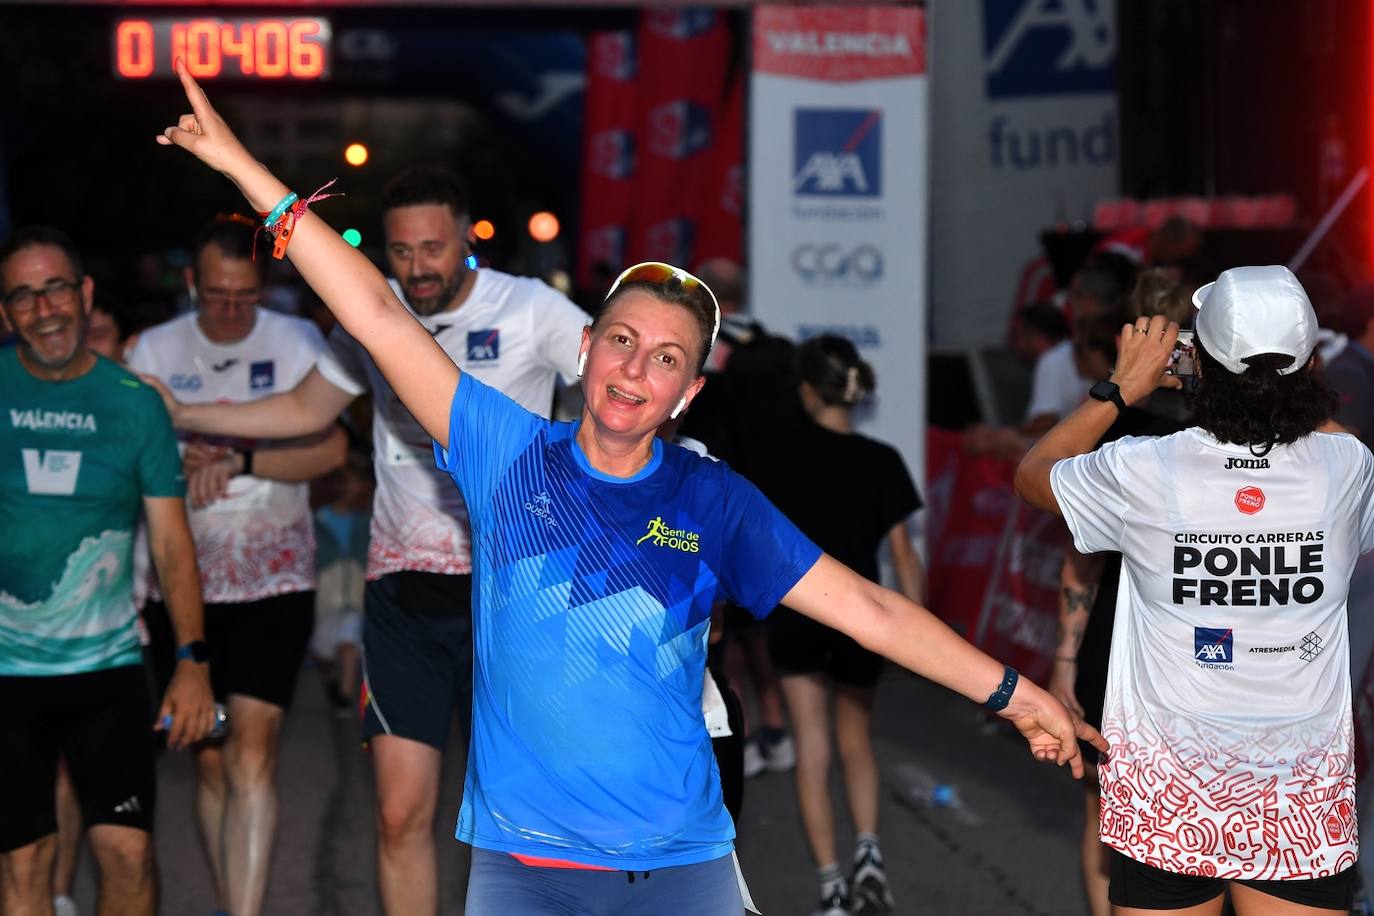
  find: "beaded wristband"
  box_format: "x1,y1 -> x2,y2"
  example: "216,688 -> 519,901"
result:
263,191 -> 299,229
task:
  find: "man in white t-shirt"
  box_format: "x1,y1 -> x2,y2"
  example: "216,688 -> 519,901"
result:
129,216 -> 345,916
153,168 -> 590,915
1015,266 -> 1374,913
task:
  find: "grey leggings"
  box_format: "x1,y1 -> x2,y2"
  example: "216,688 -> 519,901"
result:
464,848 -> 746,916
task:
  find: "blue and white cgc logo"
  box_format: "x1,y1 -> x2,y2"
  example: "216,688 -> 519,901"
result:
982,0 -> 1115,98
793,108 -> 883,198
1194,627 -> 1234,668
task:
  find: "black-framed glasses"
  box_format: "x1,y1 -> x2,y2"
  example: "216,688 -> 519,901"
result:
604,261 -> 722,350
3,278 -> 80,315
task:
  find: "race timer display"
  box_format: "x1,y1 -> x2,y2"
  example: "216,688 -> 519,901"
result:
113,17 -> 331,80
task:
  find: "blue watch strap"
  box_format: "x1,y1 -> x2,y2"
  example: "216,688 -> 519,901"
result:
983,665 -> 1019,712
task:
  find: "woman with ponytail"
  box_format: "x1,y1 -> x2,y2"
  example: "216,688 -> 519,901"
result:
761,335 -> 925,916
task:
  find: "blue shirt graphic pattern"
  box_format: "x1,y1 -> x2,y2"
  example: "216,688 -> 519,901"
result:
435,375 -> 821,869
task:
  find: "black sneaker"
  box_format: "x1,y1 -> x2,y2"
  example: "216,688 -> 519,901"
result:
851,848 -> 894,914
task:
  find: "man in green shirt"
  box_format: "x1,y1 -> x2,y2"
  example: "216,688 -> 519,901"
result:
0,226 -> 215,916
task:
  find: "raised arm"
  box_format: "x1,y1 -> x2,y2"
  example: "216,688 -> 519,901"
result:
782,554 -> 1106,777
157,63 -> 458,442
1015,315 -> 1179,513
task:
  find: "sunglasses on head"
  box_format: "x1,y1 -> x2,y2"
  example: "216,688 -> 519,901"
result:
604,261 -> 721,351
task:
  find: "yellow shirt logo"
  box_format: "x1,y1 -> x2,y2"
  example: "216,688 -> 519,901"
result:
636,516 -> 701,553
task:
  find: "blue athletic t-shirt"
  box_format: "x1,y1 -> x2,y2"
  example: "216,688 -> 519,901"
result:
435,374 -> 822,869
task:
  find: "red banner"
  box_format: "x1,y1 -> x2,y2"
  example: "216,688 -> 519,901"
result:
926,428 -> 1066,683
577,10 -> 742,289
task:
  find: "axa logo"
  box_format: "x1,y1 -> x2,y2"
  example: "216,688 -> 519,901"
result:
793,108 -> 883,198
636,516 -> 701,553
21,448 -> 83,496
1194,627 -> 1234,667
647,100 -> 713,160
982,0 -> 1115,99
1226,457 -> 1269,470
589,129 -> 636,180
524,491 -> 557,527
249,360 -> 275,392
467,329 -> 501,362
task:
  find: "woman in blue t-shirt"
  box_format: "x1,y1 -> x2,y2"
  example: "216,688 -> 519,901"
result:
158,66 -> 1104,915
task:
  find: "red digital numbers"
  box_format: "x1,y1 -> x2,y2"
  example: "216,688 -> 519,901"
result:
113,18 -> 329,80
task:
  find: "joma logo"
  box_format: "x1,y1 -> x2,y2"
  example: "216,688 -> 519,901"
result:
1225,457 -> 1270,470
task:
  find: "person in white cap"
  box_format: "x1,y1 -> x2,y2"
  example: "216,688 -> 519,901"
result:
1016,265 -> 1374,914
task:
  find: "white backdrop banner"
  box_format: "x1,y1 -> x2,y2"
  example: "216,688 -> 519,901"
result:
929,0 -> 1119,348
749,4 -> 929,488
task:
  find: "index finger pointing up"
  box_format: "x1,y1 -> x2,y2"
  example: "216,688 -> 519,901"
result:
174,57 -> 217,122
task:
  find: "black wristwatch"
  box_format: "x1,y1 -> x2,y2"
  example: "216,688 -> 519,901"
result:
1088,379 -> 1127,413
175,640 -> 210,663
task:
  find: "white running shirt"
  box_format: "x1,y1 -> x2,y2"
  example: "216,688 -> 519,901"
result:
315,269 -> 588,579
1052,428 -> 1374,880
128,309 -> 326,603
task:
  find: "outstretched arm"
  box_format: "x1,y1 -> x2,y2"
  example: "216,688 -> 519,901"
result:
1015,315 -> 1180,513
157,63 -> 458,442
782,554 -> 1107,777
148,367 -> 353,440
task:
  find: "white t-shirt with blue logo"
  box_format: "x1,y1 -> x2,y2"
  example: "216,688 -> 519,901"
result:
317,269 -> 588,580
128,308 -> 324,603
1051,428 -> 1374,880
435,374 -> 822,868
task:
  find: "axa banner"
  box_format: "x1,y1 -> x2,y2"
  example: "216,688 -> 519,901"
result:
749,5 -> 929,489
929,0 -> 1119,348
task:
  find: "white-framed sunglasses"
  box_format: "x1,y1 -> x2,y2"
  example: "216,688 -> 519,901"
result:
604,261 -> 722,351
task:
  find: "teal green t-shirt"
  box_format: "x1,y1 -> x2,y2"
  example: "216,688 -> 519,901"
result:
0,349 -> 185,676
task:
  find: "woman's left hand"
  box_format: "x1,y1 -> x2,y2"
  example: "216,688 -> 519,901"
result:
155,59 -> 256,179
998,677 -> 1108,779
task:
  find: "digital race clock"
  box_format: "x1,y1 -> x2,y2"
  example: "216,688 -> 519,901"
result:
113,17 -> 331,80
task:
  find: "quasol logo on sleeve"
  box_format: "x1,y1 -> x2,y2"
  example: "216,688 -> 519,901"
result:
10,408 -> 97,434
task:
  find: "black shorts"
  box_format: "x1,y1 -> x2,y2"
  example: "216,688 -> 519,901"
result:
147,591 -> 315,711
767,606 -> 884,688
0,666 -> 157,851
361,571 -> 473,750
1108,849 -> 1357,911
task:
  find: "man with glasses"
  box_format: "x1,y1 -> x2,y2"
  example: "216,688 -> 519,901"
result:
126,215 -> 345,916
151,166 -> 590,914
0,225 -> 216,915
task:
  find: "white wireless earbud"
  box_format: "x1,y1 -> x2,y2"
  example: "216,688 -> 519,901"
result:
669,397 -> 687,420
576,351 -> 588,379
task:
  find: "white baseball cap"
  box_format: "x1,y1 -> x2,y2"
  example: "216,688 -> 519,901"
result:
1191,265 -> 1318,375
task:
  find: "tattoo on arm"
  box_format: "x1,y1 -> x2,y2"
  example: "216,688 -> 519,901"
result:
1056,585 -> 1097,653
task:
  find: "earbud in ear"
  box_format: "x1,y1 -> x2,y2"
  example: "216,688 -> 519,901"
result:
576,351 -> 588,379
669,397 -> 687,420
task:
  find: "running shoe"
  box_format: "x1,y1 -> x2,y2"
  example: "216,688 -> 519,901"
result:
742,738 -> 767,778
851,848 -> 895,914
814,886 -> 851,916
762,733 -> 796,772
